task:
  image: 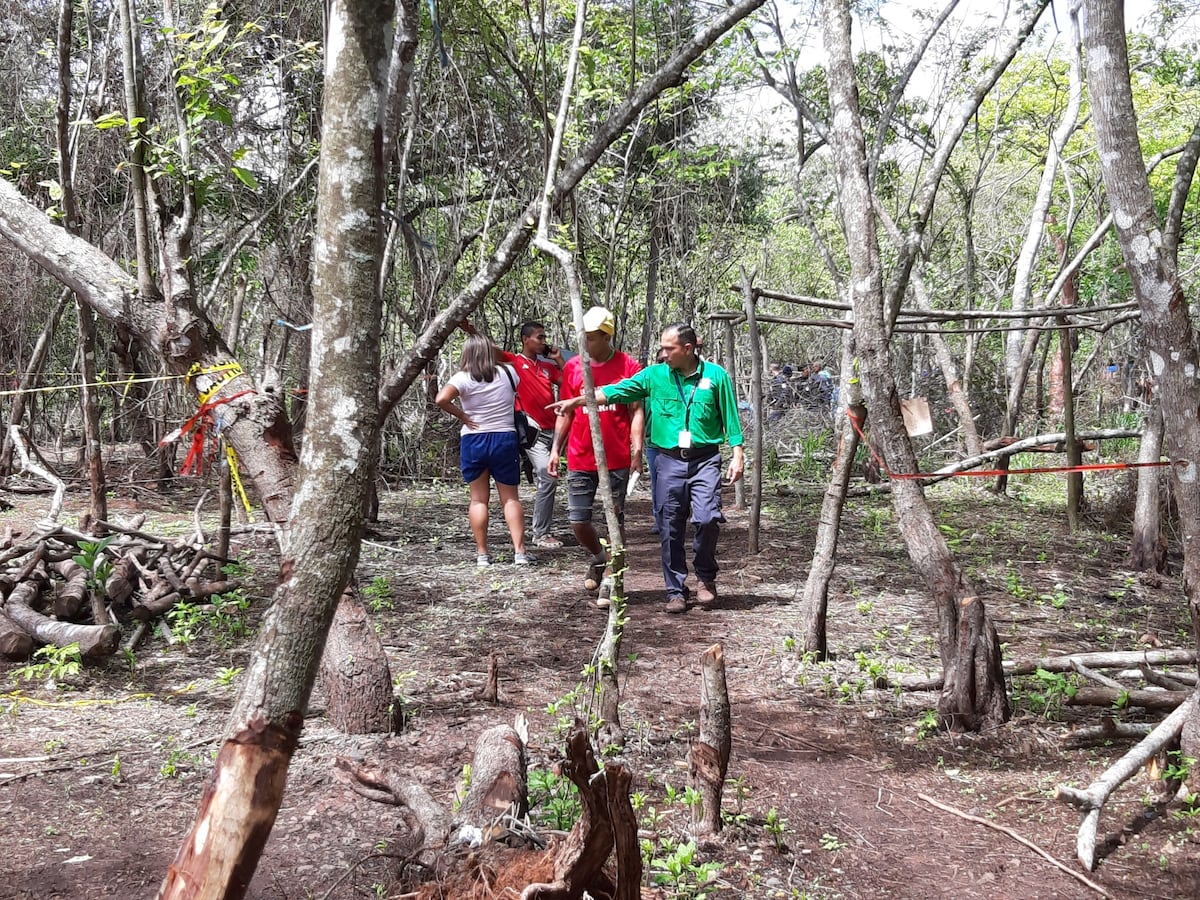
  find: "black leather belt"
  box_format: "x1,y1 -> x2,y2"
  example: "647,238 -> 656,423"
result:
656,444 -> 719,461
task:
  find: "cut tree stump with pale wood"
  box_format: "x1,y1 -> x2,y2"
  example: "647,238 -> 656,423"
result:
689,643 -> 731,836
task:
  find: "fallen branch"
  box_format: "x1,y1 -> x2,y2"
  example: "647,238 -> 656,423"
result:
1061,717 -> 1154,749
1070,660 -> 1125,691
1056,688 -> 1199,869
1006,649 -> 1196,677
8,425 -> 64,524
1140,666 -> 1192,692
919,792 -> 1110,897
889,649 -> 1198,692
1066,686 -> 1190,710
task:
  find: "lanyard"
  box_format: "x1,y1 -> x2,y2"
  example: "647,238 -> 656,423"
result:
673,360 -> 704,430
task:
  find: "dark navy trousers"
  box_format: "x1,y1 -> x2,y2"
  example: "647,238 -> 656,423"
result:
652,451 -> 725,598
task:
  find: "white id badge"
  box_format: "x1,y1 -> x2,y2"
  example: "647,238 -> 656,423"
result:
678,430 -> 693,448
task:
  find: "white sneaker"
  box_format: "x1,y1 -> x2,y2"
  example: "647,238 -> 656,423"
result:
514,551 -> 537,566
476,554 -> 492,569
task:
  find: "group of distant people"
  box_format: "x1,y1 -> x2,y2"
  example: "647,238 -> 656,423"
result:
767,361 -> 835,421
434,309 -> 744,615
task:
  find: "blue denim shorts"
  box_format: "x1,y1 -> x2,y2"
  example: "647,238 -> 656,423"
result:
460,432 -> 520,486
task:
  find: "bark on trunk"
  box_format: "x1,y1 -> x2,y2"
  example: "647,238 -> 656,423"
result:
940,596 -> 1009,731
820,0 -> 1009,731
799,327 -> 859,657
1130,401 -> 1166,572
319,589 -> 396,734
158,0 -> 391,894
688,644 -> 731,835
1083,0 -> 1200,676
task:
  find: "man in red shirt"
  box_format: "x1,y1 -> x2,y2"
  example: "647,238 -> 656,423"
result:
499,322 -> 567,549
548,306 -> 643,607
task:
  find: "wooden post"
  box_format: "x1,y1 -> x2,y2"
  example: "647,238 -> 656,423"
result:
688,644 -> 731,835
739,269 -> 762,553
721,320 -> 745,510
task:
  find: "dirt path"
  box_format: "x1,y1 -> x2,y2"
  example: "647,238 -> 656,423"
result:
2,481 -> 1197,898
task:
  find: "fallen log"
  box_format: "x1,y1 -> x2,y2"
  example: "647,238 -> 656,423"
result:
51,560 -> 89,620
689,643 -> 731,836
1006,649 -> 1196,677
1057,688 -> 1199,869
104,550 -> 145,606
452,718 -> 529,843
1066,686 -> 1190,710
0,609 -> 34,660
1140,666 -> 1191,692
5,580 -> 120,657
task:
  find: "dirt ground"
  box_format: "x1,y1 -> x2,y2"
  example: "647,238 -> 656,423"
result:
2,469 -> 1199,899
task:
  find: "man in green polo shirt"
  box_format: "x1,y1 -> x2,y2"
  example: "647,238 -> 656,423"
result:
551,322 -> 744,613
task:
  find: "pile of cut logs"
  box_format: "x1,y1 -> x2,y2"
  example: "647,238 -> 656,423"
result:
0,517 -> 239,662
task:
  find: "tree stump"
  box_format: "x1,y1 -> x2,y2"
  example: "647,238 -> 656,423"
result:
689,643 -> 732,835
940,596 -> 1009,731
319,588 -> 396,734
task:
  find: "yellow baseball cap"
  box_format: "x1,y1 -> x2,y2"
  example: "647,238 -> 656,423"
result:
582,306 -> 615,335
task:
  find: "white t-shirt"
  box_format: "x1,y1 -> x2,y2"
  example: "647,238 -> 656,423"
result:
448,366 -> 518,435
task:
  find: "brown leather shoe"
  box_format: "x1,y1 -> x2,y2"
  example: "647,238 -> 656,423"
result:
665,594 -> 688,614
696,581 -> 717,607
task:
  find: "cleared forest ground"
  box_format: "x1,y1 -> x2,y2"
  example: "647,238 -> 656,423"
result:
2,470 -> 1198,899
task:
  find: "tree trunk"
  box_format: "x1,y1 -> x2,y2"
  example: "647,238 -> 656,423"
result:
319,588 -> 396,734
820,0 -> 1009,730
0,292 -> 69,477
800,400 -> 860,658
1130,401 -> 1166,572
1083,0 -> 1200,661
158,0 -> 390,894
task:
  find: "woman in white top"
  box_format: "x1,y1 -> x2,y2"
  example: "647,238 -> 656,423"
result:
435,334 -> 532,567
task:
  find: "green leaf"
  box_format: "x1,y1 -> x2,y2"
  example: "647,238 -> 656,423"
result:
92,112 -> 128,130
230,166 -> 258,189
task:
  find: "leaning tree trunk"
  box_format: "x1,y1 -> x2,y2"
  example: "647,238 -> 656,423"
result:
799,390 -> 860,658
820,0 -> 1009,730
1083,0 -> 1200,658
158,1 -> 391,895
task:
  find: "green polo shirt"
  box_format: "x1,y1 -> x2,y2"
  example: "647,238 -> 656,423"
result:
602,360 -> 744,450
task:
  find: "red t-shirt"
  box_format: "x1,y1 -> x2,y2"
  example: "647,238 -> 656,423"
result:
500,351 -> 562,429
560,351 -> 641,471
